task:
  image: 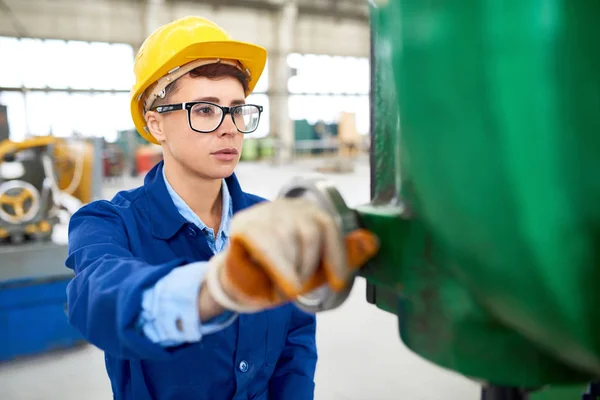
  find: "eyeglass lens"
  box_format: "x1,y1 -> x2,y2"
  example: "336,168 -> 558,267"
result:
190,103 -> 260,133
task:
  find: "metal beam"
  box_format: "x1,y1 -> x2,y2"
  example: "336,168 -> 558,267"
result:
298,3 -> 367,22
165,0 -> 368,22
0,86 -> 269,95
0,87 -> 131,94
180,0 -> 280,12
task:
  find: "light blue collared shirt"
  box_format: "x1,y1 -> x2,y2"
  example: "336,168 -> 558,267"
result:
137,169 -> 238,347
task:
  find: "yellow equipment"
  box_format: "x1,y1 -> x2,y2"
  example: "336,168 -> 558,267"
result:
129,15 -> 268,144
52,139 -> 96,204
0,135 -> 96,243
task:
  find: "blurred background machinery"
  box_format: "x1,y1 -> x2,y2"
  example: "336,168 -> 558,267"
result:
0,109 -> 103,361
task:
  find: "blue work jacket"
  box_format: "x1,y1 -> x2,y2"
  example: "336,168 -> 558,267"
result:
65,162 -> 318,400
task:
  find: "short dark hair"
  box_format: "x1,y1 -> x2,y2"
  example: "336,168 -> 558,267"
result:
155,63 -> 250,106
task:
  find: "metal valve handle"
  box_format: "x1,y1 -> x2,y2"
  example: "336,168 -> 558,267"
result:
277,174 -> 360,313
0,180 -> 41,224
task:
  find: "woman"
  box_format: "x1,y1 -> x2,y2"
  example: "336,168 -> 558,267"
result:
65,16 -> 377,400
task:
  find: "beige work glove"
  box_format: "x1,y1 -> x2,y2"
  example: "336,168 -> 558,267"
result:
205,197 -> 379,313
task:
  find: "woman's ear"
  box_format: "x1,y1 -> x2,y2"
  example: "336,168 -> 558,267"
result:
144,111 -> 166,142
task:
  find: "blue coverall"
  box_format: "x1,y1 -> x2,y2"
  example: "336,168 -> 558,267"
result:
65,161 -> 318,400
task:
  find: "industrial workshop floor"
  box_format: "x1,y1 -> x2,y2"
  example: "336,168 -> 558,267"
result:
0,156 -> 480,400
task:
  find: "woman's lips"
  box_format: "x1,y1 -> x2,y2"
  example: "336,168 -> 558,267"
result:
211,148 -> 238,162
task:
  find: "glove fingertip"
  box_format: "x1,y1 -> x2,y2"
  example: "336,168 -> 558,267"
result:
323,262 -> 348,292
345,229 -> 380,270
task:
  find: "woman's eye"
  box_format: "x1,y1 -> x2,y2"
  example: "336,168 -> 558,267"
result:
197,107 -> 213,115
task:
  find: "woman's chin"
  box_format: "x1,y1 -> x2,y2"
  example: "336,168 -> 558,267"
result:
201,163 -> 238,180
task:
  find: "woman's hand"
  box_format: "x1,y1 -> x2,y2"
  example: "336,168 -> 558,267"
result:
203,198 -> 379,313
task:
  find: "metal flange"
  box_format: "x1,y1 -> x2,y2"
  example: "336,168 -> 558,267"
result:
277,174 -> 360,313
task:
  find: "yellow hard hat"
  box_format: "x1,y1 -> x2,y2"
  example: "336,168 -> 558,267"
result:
130,16 -> 268,144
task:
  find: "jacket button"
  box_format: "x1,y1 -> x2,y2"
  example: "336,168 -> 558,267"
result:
187,227 -> 197,237
238,360 -> 249,373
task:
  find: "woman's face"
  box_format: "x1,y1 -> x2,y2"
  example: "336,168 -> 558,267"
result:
146,74 -> 246,180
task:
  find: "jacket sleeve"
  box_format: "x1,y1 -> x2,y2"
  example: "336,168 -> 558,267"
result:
269,305 -> 318,400
139,261 -> 238,347
65,200 -> 195,361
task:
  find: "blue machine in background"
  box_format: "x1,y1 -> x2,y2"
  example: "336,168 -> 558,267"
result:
0,249 -> 84,361
0,104 -> 101,361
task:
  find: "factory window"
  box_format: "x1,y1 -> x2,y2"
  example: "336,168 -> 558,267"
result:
0,91 -> 133,142
287,53 -> 370,135
0,36 -> 270,142
41,40 -> 72,89
0,37 -> 23,88
0,37 -> 135,141
0,37 -> 135,91
287,53 -> 369,95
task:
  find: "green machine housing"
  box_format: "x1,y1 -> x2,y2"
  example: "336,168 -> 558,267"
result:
356,1 -> 600,398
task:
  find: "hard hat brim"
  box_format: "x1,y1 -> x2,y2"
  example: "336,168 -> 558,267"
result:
131,40 -> 268,144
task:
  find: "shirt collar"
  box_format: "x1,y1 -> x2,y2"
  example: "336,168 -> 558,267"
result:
144,161 -> 247,240
161,166 -> 232,237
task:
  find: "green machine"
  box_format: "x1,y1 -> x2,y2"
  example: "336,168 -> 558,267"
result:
280,1 -> 600,399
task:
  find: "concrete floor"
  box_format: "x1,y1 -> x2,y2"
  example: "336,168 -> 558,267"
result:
0,156 -> 481,400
